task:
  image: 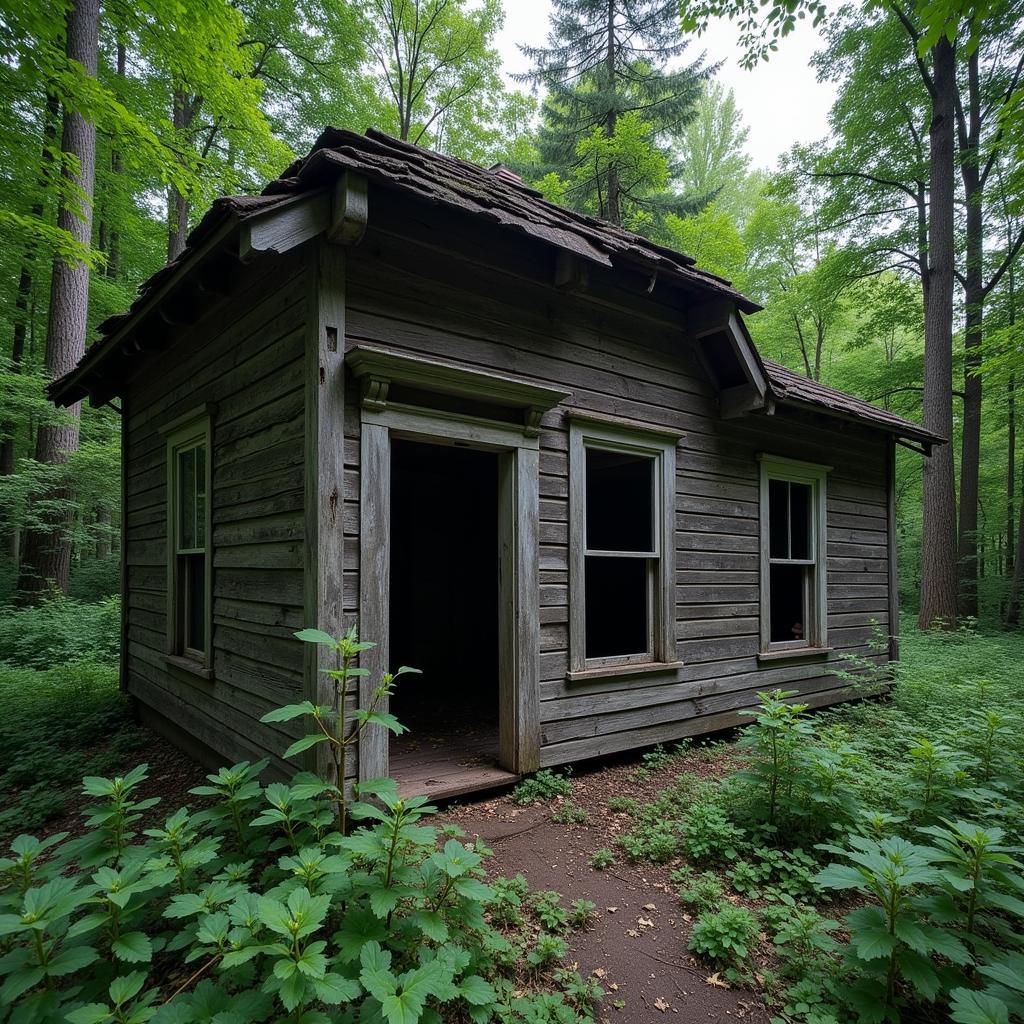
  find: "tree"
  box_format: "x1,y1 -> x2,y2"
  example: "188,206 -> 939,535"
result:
16,0 -> 100,599
363,0 -> 505,147
520,0 -> 709,228
672,80 -> 758,226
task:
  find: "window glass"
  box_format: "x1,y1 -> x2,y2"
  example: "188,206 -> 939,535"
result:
586,447 -> 654,552
179,448 -> 196,549
194,445 -> 207,548
585,557 -> 648,658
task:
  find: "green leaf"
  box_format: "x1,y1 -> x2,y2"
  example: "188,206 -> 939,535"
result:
283,734 -> 330,759
949,989 -> 1010,1024
896,948 -> 940,1000
369,888 -> 400,919
46,944 -> 100,976
109,971 -> 147,1005
849,926 -> 897,961
65,1003 -> 114,1024
311,972 -> 362,1004
112,932 -> 153,964
294,629 -> 339,646
261,702 -> 318,724
458,975 -> 496,1006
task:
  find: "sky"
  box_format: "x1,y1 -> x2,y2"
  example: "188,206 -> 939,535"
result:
494,0 -> 838,173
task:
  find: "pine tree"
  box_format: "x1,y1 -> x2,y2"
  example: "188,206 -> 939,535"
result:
519,0 -> 709,229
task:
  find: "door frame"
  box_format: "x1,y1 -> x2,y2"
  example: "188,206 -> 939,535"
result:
357,404 -> 541,783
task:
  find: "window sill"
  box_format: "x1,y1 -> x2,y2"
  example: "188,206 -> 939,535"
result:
566,660 -> 684,683
757,647 -> 832,663
163,654 -> 214,681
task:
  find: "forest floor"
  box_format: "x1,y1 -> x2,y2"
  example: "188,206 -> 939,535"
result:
441,749 -> 773,1023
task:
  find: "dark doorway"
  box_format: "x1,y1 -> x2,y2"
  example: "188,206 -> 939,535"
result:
388,439 -> 505,797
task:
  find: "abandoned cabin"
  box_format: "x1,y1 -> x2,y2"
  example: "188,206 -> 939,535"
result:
50,129 -> 943,799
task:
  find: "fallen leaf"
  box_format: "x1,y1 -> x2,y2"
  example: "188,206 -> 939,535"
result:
706,973 -> 731,989
626,928 -> 640,937
654,997 -> 670,1012
593,968 -> 607,978
637,917 -> 655,930
606,907 -> 618,913
643,903 -> 657,912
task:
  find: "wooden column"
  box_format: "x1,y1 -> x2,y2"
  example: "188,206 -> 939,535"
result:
119,394 -> 129,693
303,240 -> 347,782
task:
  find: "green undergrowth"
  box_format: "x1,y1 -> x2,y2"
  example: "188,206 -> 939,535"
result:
0,628 -> 603,1024
0,661 -> 142,838
604,626 -> 1024,1024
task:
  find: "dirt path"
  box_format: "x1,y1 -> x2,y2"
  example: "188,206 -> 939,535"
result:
441,754 -> 771,1024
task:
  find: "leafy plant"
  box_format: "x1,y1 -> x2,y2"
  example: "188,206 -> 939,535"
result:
688,904 -> 760,965
616,821 -> 678,864
568,899 -> 596,930
588,848 -> 616,870
551,800 -> 588,825
606,795 -> 638,814
531,890 -> 569,932
681,798 -> 744,863
512,770 -> 573,805
674,868 -> 725,913
260,626 -> 419,832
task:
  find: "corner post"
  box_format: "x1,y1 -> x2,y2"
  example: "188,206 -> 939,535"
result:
886,437 -> 900,661
304,239 -> 347,783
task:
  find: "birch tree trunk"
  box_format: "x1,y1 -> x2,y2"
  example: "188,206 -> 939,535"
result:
16,0 -> 99,600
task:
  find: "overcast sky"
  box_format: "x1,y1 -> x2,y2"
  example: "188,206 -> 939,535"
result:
494,0 -> 837,172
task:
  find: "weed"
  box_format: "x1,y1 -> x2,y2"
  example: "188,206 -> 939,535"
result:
569,898 -> 597,930
588,847 -> 616,870
551,799 -> 588,824
607,794 -> 639,814
531,890 -> 570,932
512,769 -> 573,805
688,904 -> 760,965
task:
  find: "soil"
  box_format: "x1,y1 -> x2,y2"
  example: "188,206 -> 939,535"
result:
439,746 -> 774,1024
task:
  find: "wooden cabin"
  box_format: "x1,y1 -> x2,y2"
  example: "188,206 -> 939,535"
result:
50,129 -> 942,799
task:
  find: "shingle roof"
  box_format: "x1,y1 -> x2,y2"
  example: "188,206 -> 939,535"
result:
47,127 -> 942,448
763,358 -> 943,446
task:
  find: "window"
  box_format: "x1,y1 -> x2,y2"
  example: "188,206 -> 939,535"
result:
568,415 -> 680,676
758,455 -> 829,653
166,415 -> 212,667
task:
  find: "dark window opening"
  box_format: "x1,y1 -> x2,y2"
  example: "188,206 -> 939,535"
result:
698,331 -> 748,389
768,479 -> 812,560
388,440 -> 499,750
584,556 -> 649,659
585,448 -> 654,552
769,563 -> 807,643
174,438 -> 207,657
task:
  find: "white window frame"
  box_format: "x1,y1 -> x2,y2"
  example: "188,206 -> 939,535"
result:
164,411 -> 213,670
758,454 -> 830,655
568,414 -> 680,678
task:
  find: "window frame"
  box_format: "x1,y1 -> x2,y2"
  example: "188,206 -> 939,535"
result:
165,412 -> 213,670
757,454 -> 830,655
568,415 -> 680,678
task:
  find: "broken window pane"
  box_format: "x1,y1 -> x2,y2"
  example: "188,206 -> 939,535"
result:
789,483 -> 811,560
768,478 -> 789,558
585,556 -> 648,658
769,563 -> 807,643
586,447 -> 654,552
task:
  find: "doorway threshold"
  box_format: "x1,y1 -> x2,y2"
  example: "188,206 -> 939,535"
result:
391,729 -> 519,801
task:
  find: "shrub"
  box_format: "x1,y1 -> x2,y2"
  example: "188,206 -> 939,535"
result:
68,554 -> 120,602
688,904 -> 760,964
0,628 -> 592,1023
674,869 -> 726,914
617,820 -> 678,863
0,596 -> 120,668
681,798 -> 744,863
512,769 -> 572,805
551,800 -> 588,824
531,890 -> 569,932
607,794 -> 638,814
588,847 -> 616,870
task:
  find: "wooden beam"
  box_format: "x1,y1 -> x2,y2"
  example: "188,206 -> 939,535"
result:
328,173 -> 369,246
554,251 -> 588,292
719,383 -> 763,419
239,191 -> 331,263
886,437 -> 900,661
303,240 -> 348,786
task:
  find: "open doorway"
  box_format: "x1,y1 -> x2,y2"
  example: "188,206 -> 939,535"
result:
388,438 -> 510,798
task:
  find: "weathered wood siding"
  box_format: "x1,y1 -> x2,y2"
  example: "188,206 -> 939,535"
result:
342,194 -> 890,767
122,250 -> 308,771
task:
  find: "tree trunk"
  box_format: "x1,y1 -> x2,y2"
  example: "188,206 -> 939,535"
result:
1006,471 -> 1024,626
107,38 -> 125,280
16,0 -> 99,601
956,47 -> 983,618
1008,373 -> 1015,584
917,37 -> 960,630
166,87 -> 194,262
604,0 -> 621,224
